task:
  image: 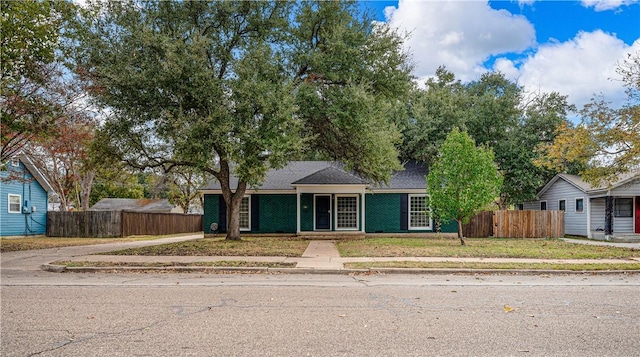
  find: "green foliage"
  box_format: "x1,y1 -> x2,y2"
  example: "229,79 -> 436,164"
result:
426,128 -> 503,242
400,68 -> 575,207
78,0 -> 414,238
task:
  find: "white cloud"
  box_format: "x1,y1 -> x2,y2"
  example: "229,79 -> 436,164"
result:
581,0 -> 639,11
383,0 -> 638,112
384,0 -> 536,83
498,31 -> 639,110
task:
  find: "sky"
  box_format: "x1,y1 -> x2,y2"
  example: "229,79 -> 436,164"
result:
361,0 -> 640,115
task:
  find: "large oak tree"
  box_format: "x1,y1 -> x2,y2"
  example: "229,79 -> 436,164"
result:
79,1 -> 413,240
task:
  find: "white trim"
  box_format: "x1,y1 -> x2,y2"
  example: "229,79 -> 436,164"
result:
587,197 -> 592,238
335,194 -> 359,230
540,200 -> 547,211
408,194 -> 432,230
8,194 -> 21,214
313,194 -> 332,231
239,195 -> 251,231
201,189 -> 295,195
558,198 -> 566,212
296,191 -> 301,234
575,197 -> 584,213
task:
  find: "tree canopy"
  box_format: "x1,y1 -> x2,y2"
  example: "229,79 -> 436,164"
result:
426,128 -> 502,245
78,0 -> 414,239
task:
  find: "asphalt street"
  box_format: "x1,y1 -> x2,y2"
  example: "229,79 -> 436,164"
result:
2,272 -> 640,356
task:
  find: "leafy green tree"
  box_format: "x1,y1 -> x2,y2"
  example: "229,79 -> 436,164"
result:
0,0 -> 80,161
427,128 -> 502,245
401,68 -> 574,208
78,1 -> 413,240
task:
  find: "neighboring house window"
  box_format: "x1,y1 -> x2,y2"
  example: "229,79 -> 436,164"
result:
409,194 -> 431,230
239,196 -> 250,230
336,196 -> 358,229
575,198 -> 584,213
10,157 -> 19,167
540,201 -> 547,211
614,198 -> 633,217
517,204 -> 524,211
559,200 -> 566,212
8,194 -> 21,213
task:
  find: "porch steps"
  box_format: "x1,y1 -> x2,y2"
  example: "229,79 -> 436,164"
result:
296,231 -> 365,240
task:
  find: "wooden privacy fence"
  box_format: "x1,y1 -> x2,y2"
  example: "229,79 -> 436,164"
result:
493,210 -> 564,238
47,211 -> 203,238
461,210 -> 565,238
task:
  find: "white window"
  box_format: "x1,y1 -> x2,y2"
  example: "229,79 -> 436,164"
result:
336,195 -> 358,230
575,198 -> 584,213
409,194 -> 431,230
239,196 -> 250,231
8,194 -> 21,213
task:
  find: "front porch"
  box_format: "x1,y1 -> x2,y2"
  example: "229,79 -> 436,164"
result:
590,231 -> 640,243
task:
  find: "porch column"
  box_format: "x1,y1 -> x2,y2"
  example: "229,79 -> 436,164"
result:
361,189 -> 366,233
605,194 -> 613,237
296,188 -> 301,234
586,197 -> 592,239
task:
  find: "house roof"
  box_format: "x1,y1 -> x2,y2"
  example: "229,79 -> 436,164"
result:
19,155 -> 54,193
292,166 -> 365,185
201,161 -> 428,191
90,198 -> 175,212
537,170 -> 640,198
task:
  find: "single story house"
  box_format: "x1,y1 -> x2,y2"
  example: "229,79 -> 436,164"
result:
200,161 -> 457,237
521,171 -> 640,240
1,155 -> 53,236
90,198 -> 182,213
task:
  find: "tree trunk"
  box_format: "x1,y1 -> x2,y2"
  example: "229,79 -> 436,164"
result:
457,219 -> 466,246
218,161 -> 247,241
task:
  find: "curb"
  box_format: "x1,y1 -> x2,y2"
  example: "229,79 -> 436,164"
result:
40,264 -> 640,275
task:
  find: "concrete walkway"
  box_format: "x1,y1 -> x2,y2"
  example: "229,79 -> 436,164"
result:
3,234 -> 639,274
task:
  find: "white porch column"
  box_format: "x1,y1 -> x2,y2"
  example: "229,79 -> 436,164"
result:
361,188 -> 366,233
296,188 -> 301,234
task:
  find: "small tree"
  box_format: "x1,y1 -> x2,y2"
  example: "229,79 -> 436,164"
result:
426,128 -> 502,245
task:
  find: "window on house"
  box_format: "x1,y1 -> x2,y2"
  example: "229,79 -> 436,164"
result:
575,198 -> 584,213
10,157 -> 19,167
239,196 -> 250,230
336,196 -> 358,229
559,200 -> 566,211
409,194 -> 431,230
517,204 -> 524,211
614,198 -> 633,217
8,194 -> 21,213
540,201 -> 547,211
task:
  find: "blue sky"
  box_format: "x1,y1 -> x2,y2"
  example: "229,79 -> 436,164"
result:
361,0 -> 640,112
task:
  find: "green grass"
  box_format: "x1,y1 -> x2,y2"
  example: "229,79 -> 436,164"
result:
0,235 -> 175,252
51,260 -> 296,268
336,237 -> 640,259
344,261 -> 640,271
100,237 -> 309,257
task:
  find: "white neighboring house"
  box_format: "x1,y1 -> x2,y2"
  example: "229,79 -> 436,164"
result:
521,171 -> 640,240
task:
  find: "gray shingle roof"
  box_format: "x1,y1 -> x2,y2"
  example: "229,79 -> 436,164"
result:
292,167 -> 365,185
90,198 -> 175,212
201,161 -> 428,191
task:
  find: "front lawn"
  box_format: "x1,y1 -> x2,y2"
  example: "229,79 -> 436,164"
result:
0,235 -> 171,252
100,237 -> 309,257
336,237 -> 640,260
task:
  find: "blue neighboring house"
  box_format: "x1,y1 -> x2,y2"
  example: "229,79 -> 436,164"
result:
1,155 -> 53,236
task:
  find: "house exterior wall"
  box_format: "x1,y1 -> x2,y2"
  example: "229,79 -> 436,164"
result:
589,197 -> 635,233
203,192 -> 458,234
523,179 -> 588,236
1,162 -> 48,236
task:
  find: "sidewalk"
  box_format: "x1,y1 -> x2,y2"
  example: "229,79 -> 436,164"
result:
35,237 -> 640,274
